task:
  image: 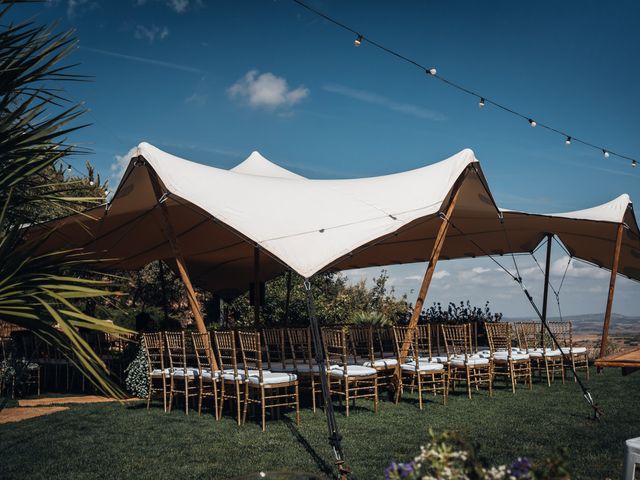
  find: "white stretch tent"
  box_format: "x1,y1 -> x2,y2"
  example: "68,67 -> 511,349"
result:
29,142 -> 640,299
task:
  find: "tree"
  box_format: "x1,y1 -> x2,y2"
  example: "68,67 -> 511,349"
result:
0,4 -> 128,397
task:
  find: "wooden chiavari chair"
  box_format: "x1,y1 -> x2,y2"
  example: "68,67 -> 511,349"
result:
16,332 -> 41,396
141,332 -> 167,411
515,322 -> 563,386
213,330 -> 245,425
164,331 -> 199,414
441,323 -> 492,399
358,326 -> 397,389
191,332 -> 220,419
393,325 -> 447,409
323,327 -> 378,416
263,328 -> 293,373
238,330 -> 299,431
485,323 -> 531,393
287,327 -> 321,412
549,321 -> 589,380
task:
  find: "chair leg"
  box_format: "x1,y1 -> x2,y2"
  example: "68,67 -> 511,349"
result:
261,386 -> 266,432
373,377 -> 378,414
198,380 -> 203,416
146,377 -> 152,410
168,377 -> 174,413
295,383 -> 300,425
510,362 -> 516,393
344,378 -> 350,417
238,382 -> 245,426
466,367 -> 472,399
162,376 -> 167,412
213,380 -> 220,420
184,377 -> 190,415
585,356 -> 590,380
311,377 -> 317,413
417,373 -> 423,410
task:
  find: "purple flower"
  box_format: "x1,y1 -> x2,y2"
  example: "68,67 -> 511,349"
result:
509,457 -> 532,478
384,461 -> 416,480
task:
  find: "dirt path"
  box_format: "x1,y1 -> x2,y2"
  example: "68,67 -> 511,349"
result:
0,406 -> 69,424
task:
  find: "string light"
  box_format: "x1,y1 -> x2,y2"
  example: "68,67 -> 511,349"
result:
89,180 -> 95,186
67,164 -> 72,171
633,160 -> 637,168
289,0 -> 638,169
104,190 -> 109,197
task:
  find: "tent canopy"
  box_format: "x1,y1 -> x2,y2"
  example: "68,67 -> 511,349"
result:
28,142 -> 640,299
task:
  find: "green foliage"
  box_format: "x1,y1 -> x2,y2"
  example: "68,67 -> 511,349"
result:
423,300 -> 503,324
124,345 -> 148,398
227,269 -> 409,327
0,5 -> 130,397
350,310 -> 391,327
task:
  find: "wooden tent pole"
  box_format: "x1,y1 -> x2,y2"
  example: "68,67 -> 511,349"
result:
398,182 -> 463,363
147,170 -> 208,337
598,222 -> 624,361
254,247 -> 260,326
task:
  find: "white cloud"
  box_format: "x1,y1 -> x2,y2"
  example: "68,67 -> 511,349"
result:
110,147 -> 137,187
135,24 -> 169,44
66,0 -> 98,19
433,270 -> 450,280
185,92 -> 208,107
166,0 -> 189,13
551,256 -> 609,280
472,267 -> 491,274
228,70 -> 309,109
81,47 -> 202,74
322,83 -> 445,121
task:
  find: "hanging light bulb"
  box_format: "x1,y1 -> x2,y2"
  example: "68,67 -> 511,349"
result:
354,35 -> 362,47
528,119 -> 537,127
479,97 -> 485,108
427,67 -> 437,76
632,160 -> 637,168
565,136 -> 571,145
603,149 -> 610,159
67,164 -> 72,171
89,180 -> 95,186
104,190 -> 109,197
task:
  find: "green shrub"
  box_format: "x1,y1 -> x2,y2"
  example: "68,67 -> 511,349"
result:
124,345 -> 148,398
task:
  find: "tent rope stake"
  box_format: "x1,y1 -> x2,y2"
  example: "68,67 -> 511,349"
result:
303,280 -> 350,480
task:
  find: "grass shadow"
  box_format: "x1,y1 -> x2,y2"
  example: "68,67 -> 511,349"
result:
283,416 -> 334,479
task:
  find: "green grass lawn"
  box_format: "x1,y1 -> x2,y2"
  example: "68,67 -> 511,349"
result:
1,368 -> 638,479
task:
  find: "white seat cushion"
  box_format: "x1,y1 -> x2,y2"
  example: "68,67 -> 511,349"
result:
222,369 -> 263,381
200,370 -> 221,380
493,352 -> 530,361
400,362 -> 444,372
408,356 -> 447,364
363,359 -> 398,368
247,372 -> 297,385
294,364 -> 321,373
329,365 -> 377,377
560,347 -> 587,354
450,357 -> 490,367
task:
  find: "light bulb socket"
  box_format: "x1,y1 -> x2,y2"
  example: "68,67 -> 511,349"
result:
633,160 -> 637,167
528,119 -> 537,127
565,136 -> 571,145
479,98 -> 485,108
603,149 -> 609,158
354,35 -> 362,47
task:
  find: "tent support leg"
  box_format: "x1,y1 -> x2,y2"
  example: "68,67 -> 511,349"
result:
598,222 -> 624,365
304,280 -> 350,480
254,247 -> 261,326
398,181 -> 462,362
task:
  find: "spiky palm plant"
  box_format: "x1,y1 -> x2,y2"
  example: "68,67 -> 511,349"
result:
0,3 -> 129,397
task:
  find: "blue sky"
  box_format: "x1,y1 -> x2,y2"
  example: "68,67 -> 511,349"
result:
16,0 -> 640,317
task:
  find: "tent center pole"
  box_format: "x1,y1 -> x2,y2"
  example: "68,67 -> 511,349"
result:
541,234 -> 553,348
598,222 -> 624,364
254,247 -> 260,326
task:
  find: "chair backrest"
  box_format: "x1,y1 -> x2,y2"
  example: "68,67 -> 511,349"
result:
164,331 -> 187,371
415,324 -> 434,360
213,330 -> 238,375
191,332 -> 217,373
287,327 -> 315,369
548,321 -> 571,348
485,323 -> 513,356
392,326 -> 419,365
348,326 -> 374,363
373,327 -> 395,359
262,328 -> 287,371
322,327 -> 349,370
141,332 -> 164,372
515,322 -> 542,351
238,330 -> 264,382
441,323 -> 473,360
